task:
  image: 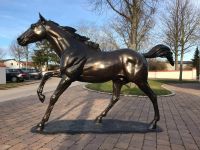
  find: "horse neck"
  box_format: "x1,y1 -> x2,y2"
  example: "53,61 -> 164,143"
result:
46,27 -> 72,57
46,25 -> 99,56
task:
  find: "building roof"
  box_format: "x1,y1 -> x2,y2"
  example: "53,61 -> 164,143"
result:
2,59 -> 33,65
0,62 -> 6,67
21,61 -> 34,66
2,59 -> 16,62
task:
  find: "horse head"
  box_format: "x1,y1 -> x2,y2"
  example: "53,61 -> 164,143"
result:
17,13 -> 47,46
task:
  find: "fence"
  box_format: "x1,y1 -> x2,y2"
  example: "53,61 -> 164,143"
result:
148,69 -> 197,80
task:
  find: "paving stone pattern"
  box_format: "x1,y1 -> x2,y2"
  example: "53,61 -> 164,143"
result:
0,83 -> 200,150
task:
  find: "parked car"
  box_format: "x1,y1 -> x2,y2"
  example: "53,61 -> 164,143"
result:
28,69 -> 42,80
6,69 -> 24,82
21,69 -> 42,80
16,69 -> 29,80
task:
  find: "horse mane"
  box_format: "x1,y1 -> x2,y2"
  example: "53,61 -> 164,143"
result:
49,21 -> 100,50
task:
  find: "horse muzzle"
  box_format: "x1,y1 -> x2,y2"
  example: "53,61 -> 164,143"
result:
17,37 -> 28,46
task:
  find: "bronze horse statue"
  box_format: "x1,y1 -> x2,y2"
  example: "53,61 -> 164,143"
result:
17,14 -> 174,131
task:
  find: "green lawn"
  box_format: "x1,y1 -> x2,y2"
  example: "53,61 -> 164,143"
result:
86,80 -> 170,96
0,81 -> 38,90
85,79 -> 198,96
0,82 -> 26,90
86,79 -> 197,95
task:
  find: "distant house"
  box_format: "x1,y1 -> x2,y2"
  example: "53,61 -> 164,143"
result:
3,59 -> 23,69
0,62 -> 6,67
2,59 -> 34,69
21,61 -> 35,69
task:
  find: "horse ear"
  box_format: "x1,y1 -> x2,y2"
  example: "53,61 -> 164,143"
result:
39,13 -> 46,22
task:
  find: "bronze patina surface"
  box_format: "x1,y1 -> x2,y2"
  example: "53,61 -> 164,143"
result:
17,14 -> 174,131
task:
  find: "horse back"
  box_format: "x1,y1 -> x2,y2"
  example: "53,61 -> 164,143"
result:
78,49 -> 148,83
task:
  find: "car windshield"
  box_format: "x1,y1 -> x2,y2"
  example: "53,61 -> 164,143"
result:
6,69 -> 20,73
30,69 -> 39,73
21,69 -> 29,73
20,69 -> 39,73
20,70 -> 27,73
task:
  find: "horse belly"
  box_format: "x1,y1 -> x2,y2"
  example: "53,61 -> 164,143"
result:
79,60 -> 122,82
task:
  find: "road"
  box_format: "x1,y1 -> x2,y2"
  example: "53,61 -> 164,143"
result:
0,78 -> 84,102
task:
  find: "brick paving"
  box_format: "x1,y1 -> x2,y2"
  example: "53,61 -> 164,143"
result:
0,83 -> 200,150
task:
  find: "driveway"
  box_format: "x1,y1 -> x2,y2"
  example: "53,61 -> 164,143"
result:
0,78 -> 84,102
0,83 -> 200,150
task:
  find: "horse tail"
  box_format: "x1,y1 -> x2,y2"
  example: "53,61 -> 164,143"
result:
143,44 -> 174,66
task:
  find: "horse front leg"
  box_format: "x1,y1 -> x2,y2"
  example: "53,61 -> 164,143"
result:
95,81 -> 122,123
37,71 -> 60,103
37,75 -> 72,131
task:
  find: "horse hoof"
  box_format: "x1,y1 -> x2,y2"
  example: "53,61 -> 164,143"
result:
39,95 -> 45,103
94,117 -> 102,124
36,123 -> 44,131
148,123 -> 156,130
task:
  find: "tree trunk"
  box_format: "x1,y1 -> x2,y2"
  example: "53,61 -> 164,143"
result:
46,61 -> 48,71
175,52 -> 179,70
129,1 -> 138,51
130,27 -> 137,50
179,50 -> 184,81
18,56 -> 21,69
25,46 -> 28,70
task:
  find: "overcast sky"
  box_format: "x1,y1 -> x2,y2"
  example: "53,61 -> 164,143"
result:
0,0 -> 199,60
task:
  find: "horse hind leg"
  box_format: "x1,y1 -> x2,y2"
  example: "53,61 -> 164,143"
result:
95,81 -> 122,123
135,81 -> 160,130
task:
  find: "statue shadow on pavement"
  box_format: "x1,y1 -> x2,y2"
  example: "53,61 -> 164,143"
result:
31,119 -> 163,134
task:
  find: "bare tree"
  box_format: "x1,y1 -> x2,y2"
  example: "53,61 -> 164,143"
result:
163,0 -> 200,77
89,0 -> 159,51
178,0 -> 200,81
0,48 -> 6,60
100,26 -> 119,51
77,23 -> 119,51
163,0 -> 181,70
77,23 -> 99,43
24,46 -> 30,70
111,17 -> 131,48
10,41 -> 26,68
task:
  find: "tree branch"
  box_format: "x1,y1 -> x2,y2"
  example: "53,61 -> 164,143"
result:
106,0 -> 131,21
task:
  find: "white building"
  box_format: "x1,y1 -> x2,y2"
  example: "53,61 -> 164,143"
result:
0,63 -> 6,84
2,59 -> 34,69
3,59 -> 23,69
